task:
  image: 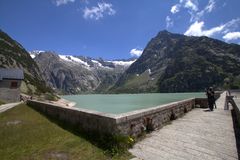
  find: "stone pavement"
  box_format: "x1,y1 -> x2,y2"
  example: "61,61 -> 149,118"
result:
129,91 -> 238,160
0,102 -> 21,114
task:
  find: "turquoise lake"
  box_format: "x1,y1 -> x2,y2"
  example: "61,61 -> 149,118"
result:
63,93 -> 205,114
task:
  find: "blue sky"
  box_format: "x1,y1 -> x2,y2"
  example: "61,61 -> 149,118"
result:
0,0 -> 240,59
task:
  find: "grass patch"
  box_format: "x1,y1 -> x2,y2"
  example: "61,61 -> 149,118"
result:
0,104 -> 132,160
0,100 -> 5,105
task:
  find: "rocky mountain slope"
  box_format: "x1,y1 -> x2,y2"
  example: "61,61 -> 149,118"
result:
0,30 -> 52,94
111,30 -> 240,93
32,51 -> 135,94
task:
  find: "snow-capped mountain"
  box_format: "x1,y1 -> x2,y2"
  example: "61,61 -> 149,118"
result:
108,60 -> 136,66
57,55 -> 135,69
29,50 -> 45,58
29,51 -> 135,69
59,55 -> 91,68
29,51 -> 136,94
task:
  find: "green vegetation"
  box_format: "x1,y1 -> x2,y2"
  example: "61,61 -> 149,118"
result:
23,73 -> 53,95
0,104 -> 132,160
44,93 -> 59,101
0,100 -> 5,105
110,72 -> 158,93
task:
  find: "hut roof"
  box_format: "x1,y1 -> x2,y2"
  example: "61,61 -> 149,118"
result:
0,68 -> 24,80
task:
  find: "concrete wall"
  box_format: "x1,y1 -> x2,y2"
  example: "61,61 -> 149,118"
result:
114,99 -> 195,137
27,100 -> 117,134
27,98 -> 206,137
229,96 -> 240,127
195,98 -> 208,108
0,80 -> 21,102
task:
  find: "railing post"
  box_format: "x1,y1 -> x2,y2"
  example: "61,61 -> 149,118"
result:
225,95 -> 234,110
224,91 -> 228,110
224,98 -> 229,110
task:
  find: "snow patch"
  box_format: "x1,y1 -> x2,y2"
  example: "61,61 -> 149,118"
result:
31,50 -> 45,54
30,54 -> 36,59
148,69 -> 151,74
59,55 -> 90,68
91,59 -> 113,69
29,50 -> 45,59
108,60 -> 136,66
91,59 -> 103,67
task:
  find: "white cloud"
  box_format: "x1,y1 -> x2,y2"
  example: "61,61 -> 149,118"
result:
171,4 -> 180,14
54,0 -> 75,6
222,18 -> 240,34
184,21 -> 224,37
183,0 -> 198,11
223,32 -> 240,41
170,0 -> 215,22
170,0 -> 216,23
83,2 -> 116,20
166,16 -> 174,28
184,18 -> 240,38
205,0 -> 215,13
191,0 -> 216,21
202,25 -> 225,37
130,49 -> 143,57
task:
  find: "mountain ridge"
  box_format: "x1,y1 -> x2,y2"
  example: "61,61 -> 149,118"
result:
110,30 -> 240,93
32,51 -> 136,94
1,29 -> 240,95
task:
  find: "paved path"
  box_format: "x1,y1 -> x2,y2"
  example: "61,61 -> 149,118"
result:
0,102 -> 22,114
130,92 -> 238,160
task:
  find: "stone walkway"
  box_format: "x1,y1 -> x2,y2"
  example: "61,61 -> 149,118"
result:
130,92 -> 238,160
0,102 -> 21,114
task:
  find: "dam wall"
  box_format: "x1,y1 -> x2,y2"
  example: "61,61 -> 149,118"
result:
27,100 -> 117,134
27,98 -> 206,137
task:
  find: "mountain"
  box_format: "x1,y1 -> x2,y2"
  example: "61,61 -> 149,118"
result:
0,29 -> 52,95
111,30 -> 240,93
32,51 -> 135,94
3,28 -> 239,94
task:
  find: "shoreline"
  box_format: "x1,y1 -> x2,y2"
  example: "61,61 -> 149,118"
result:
49,98 -> 76,108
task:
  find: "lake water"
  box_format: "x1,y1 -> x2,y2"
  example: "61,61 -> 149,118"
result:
63,93 -> 205,114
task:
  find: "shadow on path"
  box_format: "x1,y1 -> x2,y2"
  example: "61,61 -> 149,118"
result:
231,109 -> 240,160
203,109 -> 212,112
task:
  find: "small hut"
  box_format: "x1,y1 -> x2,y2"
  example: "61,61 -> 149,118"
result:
0,68 -> 24,102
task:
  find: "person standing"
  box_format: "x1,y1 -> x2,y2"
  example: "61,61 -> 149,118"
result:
206,87 -> 215,111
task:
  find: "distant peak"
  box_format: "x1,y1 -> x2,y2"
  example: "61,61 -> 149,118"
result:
158,30 -> 171,34
29,50 -> 45,54
160,30 -> 169,33
156,30 -> 184,40
156,30 -> 174,38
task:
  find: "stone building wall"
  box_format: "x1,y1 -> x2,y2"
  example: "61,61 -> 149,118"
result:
0,80 -> 21,102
